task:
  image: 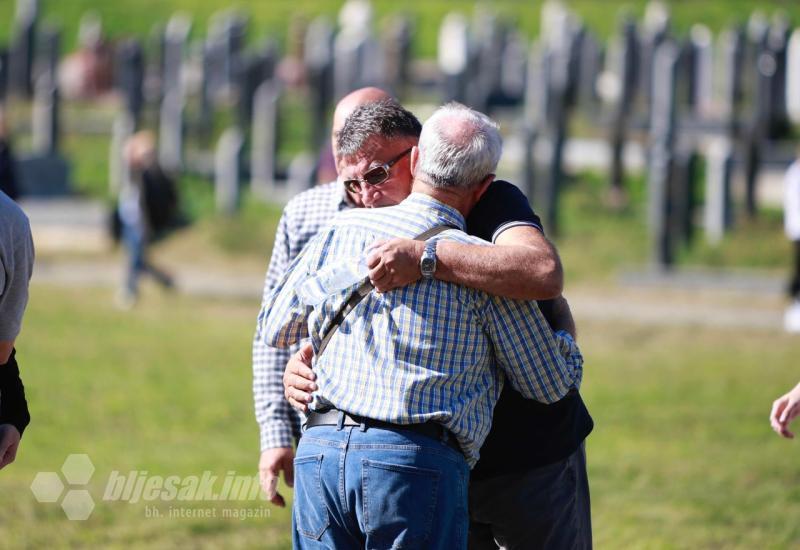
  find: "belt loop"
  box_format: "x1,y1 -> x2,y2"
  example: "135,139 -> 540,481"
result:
359,421 -> 367,432
439,427 -> 449,445
336,411 -> 345,430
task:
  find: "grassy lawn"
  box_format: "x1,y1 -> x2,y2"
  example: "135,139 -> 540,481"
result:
1,284 -> 798,547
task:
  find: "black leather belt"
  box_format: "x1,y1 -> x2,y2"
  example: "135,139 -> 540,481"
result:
305,408 -> 461,454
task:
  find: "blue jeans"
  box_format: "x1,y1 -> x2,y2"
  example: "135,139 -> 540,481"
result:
292,424 -> 470,549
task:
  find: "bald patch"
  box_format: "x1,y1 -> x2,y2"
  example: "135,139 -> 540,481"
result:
332,87 -> 393,133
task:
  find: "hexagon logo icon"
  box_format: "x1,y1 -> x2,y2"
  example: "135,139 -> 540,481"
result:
61,490 -> 95,521
61,454 -> 95,485
31,453 -> 97,520
30,472 -> 65,503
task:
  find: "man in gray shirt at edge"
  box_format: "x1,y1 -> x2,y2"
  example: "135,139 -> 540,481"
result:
0,190 -> 34,469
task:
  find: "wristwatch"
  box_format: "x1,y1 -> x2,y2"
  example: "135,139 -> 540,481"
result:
420,240 -> 437,279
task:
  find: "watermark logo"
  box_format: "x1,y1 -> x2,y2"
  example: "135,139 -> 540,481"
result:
30,453 -> 95,520
31,454 -> 270,521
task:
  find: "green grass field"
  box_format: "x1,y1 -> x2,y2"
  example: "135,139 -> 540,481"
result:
1,284 -> 799,548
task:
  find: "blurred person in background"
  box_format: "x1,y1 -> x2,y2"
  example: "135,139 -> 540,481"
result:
0,189 -> 34,470
0,109 -> 20,200
784,157 -> 800,332
116,131 -> 177,308
770,380 -> 800,438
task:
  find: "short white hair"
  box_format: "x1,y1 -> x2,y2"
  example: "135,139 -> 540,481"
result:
415,102 -> 502,189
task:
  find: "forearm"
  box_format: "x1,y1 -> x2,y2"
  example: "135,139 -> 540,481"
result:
548,296 -> 576,339
435,241 -> 563,300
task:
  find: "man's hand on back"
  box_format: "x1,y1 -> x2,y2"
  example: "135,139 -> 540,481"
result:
0,424 -> 21,470
259,447 -> 294,507
283,343 -> 316,414
366,238 -> 424,293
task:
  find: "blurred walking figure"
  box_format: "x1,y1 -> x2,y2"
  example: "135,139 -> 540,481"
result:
116,131 -> 177,308
783,158 -> 800,331
0,109 -> 20,200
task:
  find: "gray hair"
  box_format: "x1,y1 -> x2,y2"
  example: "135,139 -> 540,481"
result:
336,99 -> 422,159
415,102 -> 502,189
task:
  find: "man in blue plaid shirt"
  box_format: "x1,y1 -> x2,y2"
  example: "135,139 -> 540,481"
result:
259,103 -> 583,548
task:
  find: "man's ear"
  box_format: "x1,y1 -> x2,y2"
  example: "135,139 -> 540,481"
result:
409,146 -> 419,177
473,174 -> 494,202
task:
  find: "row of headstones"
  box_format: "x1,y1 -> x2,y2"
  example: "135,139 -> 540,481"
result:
499,1 -> 800,268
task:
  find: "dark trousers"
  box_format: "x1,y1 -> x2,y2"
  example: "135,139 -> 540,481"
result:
789,240 -> 800,299
468,444 -> 592,550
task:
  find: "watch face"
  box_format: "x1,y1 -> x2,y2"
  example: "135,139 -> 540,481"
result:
421,257 -> 435,275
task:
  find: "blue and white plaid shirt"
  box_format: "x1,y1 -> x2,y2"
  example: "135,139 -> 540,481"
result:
259,193 -> 583,467
253,181 -> 349,451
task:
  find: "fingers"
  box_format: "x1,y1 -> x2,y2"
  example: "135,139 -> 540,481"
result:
285,386 -> 312,413
771,398 -> 787,435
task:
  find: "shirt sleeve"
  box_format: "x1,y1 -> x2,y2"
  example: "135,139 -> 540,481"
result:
484,295 -> 583,403
0,212 -> 34,341
252,211 -> 304,450
466,180 -> 543,243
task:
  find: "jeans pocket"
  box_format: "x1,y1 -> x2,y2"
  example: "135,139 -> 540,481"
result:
293,454 -> 329,540
361,459 -> 440,547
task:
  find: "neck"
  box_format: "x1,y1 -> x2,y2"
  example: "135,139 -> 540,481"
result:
410,179 -> 477,218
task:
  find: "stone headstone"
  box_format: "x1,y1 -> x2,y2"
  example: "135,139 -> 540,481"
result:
704,137 -> 734,244
382,15 -> 413,98
8,0 -> 38,98
607,16 -> 638,193
690,25 -> 714,118
39,25 -> 60,84
787,29 -> 800,125
438,12 -> 470,104
670,147 -> 699,247
333,0 -> 382,100
162,14 -> 191,98
637,0 -> 670,115
647,40 -> 679,268
719,26 -> 745,131
158,90 -> 184,173
31,73 -> 58,155
116,39 -> 145,126
576,29 -> 602,109
305,16 -> 335,150
215,127 -> 244,215
250,80 -> 280,199
500,30 -> 528,106
471,10 -> 505,111
524,41 -> 551,131
767,15 -> 790,138
237,41 -> 276,129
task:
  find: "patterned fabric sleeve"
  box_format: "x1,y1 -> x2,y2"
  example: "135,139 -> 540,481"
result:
484,295 -> 583,403
252,212 -> 302,451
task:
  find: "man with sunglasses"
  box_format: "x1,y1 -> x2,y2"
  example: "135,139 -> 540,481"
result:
253,91 -> 592,548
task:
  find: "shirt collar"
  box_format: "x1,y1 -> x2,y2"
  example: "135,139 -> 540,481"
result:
401,192 -> 466,231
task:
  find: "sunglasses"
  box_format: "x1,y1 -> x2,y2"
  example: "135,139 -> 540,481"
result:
341,147 -> 413,194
